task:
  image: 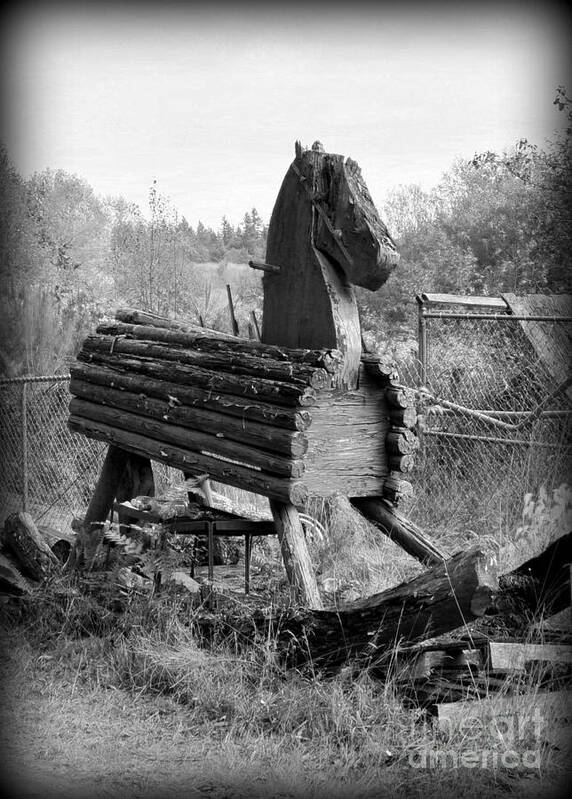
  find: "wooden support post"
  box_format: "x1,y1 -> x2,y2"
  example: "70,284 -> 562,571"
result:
269,500 -> 323,609
352,497 -> 447,566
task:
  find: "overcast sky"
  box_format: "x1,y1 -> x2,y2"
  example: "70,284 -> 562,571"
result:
1,1 -> 569,228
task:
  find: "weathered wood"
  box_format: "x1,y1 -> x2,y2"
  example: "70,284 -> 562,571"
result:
114,308 -> 342,371
360,355 -> 400,386
388,405 -> 417,428
68,416 -> 308,506
385,386 -> 416,409
255,545 -> 498,670
77,348 -> 317,408
70,398 -> 305,478
382,473 -> 414,505
115,452 -> 155,532
269,500 -> 323,609
386,428 -> 419,455
95,324 -> 331,388
1,512 -> 60,581
352,498 -> 448,566
70,362 -> 312,431
388,454 -> 416,473
302,367 -> 390,497
436,690 -> 572,739
70,378 -> 308,458
486,641 -> 572,671
420,293 -> 508,309
262,144 -> 398,389
68,444 -> 129,570
393,648 -> 483,680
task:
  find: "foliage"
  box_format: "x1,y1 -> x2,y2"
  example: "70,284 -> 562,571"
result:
1,87 -> 570,375
358,87 -> 572,346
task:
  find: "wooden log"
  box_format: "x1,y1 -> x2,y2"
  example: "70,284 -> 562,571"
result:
269,500 -> 323,609
70,398 -> 305,478
93,327 -> 331,389
247,545 -> 498,670
352,498 -> 448,566
67,445 -> 129,570
115,452 -> 155,532
1,512 -> 60,581
385,386 -> 416,409
382,473 -> 414,505
388,454 -> 416,473
360,356 -> 400,386
70,362 -> 312,431
77,348 -> 317,408
114,308 -> 342,372
386,428 -> 419,455
70,378 -> 308,458
388,406 -> 417,428
68,416 -> 309,506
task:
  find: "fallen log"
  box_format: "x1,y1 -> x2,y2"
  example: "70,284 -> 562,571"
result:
70,361 -> 312,431
69,398 -> 305,478
222,545 -> 498,671
69,378 -> 308,458
94,326 -> 331,388
0,552 -> 34,594
1,512 -> 60,581
77,348 -> 317,408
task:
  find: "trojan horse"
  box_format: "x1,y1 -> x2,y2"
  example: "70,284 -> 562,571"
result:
68,141 -> 409,608
262,140 -> 398,388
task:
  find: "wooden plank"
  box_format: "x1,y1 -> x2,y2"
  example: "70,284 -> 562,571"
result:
420,293 -> 507,309
502,292 -> 572,399
436,691 -> 572,739
487,641 -> 572,671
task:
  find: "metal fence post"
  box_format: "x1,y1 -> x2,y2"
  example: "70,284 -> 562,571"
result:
416,295 -> 428,388
21,381 -> 28,512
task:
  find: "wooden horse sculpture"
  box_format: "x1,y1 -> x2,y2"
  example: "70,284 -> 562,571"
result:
68,141 -> 411,608
262,140 -> 399,388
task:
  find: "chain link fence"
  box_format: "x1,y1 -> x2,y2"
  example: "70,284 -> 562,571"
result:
0,376 -> 105,531
398,294 -> 572,547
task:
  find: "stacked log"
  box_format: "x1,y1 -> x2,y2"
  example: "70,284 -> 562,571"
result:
361,355 -> 418,506
69,309 -> 340,507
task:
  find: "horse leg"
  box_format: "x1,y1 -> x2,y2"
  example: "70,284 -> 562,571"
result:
269,500 -> 323,609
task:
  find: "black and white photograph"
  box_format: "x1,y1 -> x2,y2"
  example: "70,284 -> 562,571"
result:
0,2 -> 571,797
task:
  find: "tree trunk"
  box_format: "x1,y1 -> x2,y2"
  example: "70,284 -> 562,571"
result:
254,545 -> 497,670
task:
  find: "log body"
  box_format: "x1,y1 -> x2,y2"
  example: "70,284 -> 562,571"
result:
303,366 -> 390,497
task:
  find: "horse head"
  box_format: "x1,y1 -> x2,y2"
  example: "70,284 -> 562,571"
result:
293,140 -> 399,290
263,141 -> 399,387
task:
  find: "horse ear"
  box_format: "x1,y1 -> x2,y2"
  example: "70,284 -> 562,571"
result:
295,140 -> 303,159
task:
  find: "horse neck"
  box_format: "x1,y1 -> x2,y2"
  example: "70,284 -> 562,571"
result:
261,166 -> 362,389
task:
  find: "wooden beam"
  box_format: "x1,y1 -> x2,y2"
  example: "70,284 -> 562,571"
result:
486,641 -> 572,671
419,293 -> 507,309
352,498 -> 448,566
269,500 -> 323,609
